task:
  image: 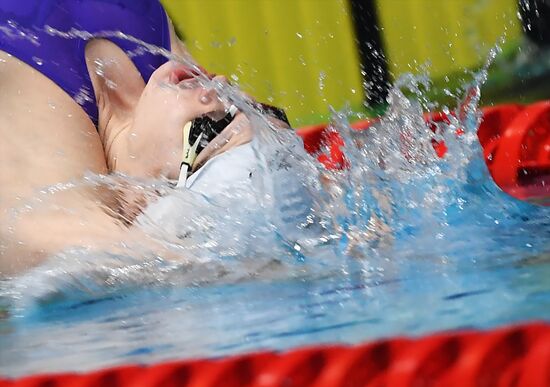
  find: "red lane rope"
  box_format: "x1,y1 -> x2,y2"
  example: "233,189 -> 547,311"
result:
1,323 -> 549,386
296,100 -> 550,203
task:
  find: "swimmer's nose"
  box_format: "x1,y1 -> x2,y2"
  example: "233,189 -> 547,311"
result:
195,75 -> 235,118
199,88 -> 215,105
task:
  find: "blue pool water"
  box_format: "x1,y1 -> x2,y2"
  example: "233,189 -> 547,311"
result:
1,250 -> 549,376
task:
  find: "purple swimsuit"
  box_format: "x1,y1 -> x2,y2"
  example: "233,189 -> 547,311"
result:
0,0 -> 171,123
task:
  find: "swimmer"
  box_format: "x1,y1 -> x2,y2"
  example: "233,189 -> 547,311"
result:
0,0 -> 288,275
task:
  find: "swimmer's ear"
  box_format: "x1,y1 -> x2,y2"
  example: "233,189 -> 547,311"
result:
85,39 -> 146,124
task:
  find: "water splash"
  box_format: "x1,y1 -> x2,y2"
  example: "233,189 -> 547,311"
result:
0,26 -> 549,315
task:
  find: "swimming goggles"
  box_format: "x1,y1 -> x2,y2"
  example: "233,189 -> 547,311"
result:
176,103 -> 290,187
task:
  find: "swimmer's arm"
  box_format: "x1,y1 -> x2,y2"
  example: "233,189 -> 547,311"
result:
0,186 -> 177,277
0,189 -> 123,276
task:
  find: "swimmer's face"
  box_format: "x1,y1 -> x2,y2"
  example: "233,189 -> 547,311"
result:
128,62 -> 243,179
129,62 -> 224,179
88,41 -> 256,181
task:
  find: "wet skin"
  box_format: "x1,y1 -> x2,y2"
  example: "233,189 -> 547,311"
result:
0,22 -> 255,276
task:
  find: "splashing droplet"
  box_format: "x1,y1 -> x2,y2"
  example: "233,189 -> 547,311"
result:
318,71 -> 326,91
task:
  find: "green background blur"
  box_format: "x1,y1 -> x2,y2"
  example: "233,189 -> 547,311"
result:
162,0 -> 545,126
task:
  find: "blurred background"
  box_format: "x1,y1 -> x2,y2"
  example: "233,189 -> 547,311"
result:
162,0 -> 550,126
